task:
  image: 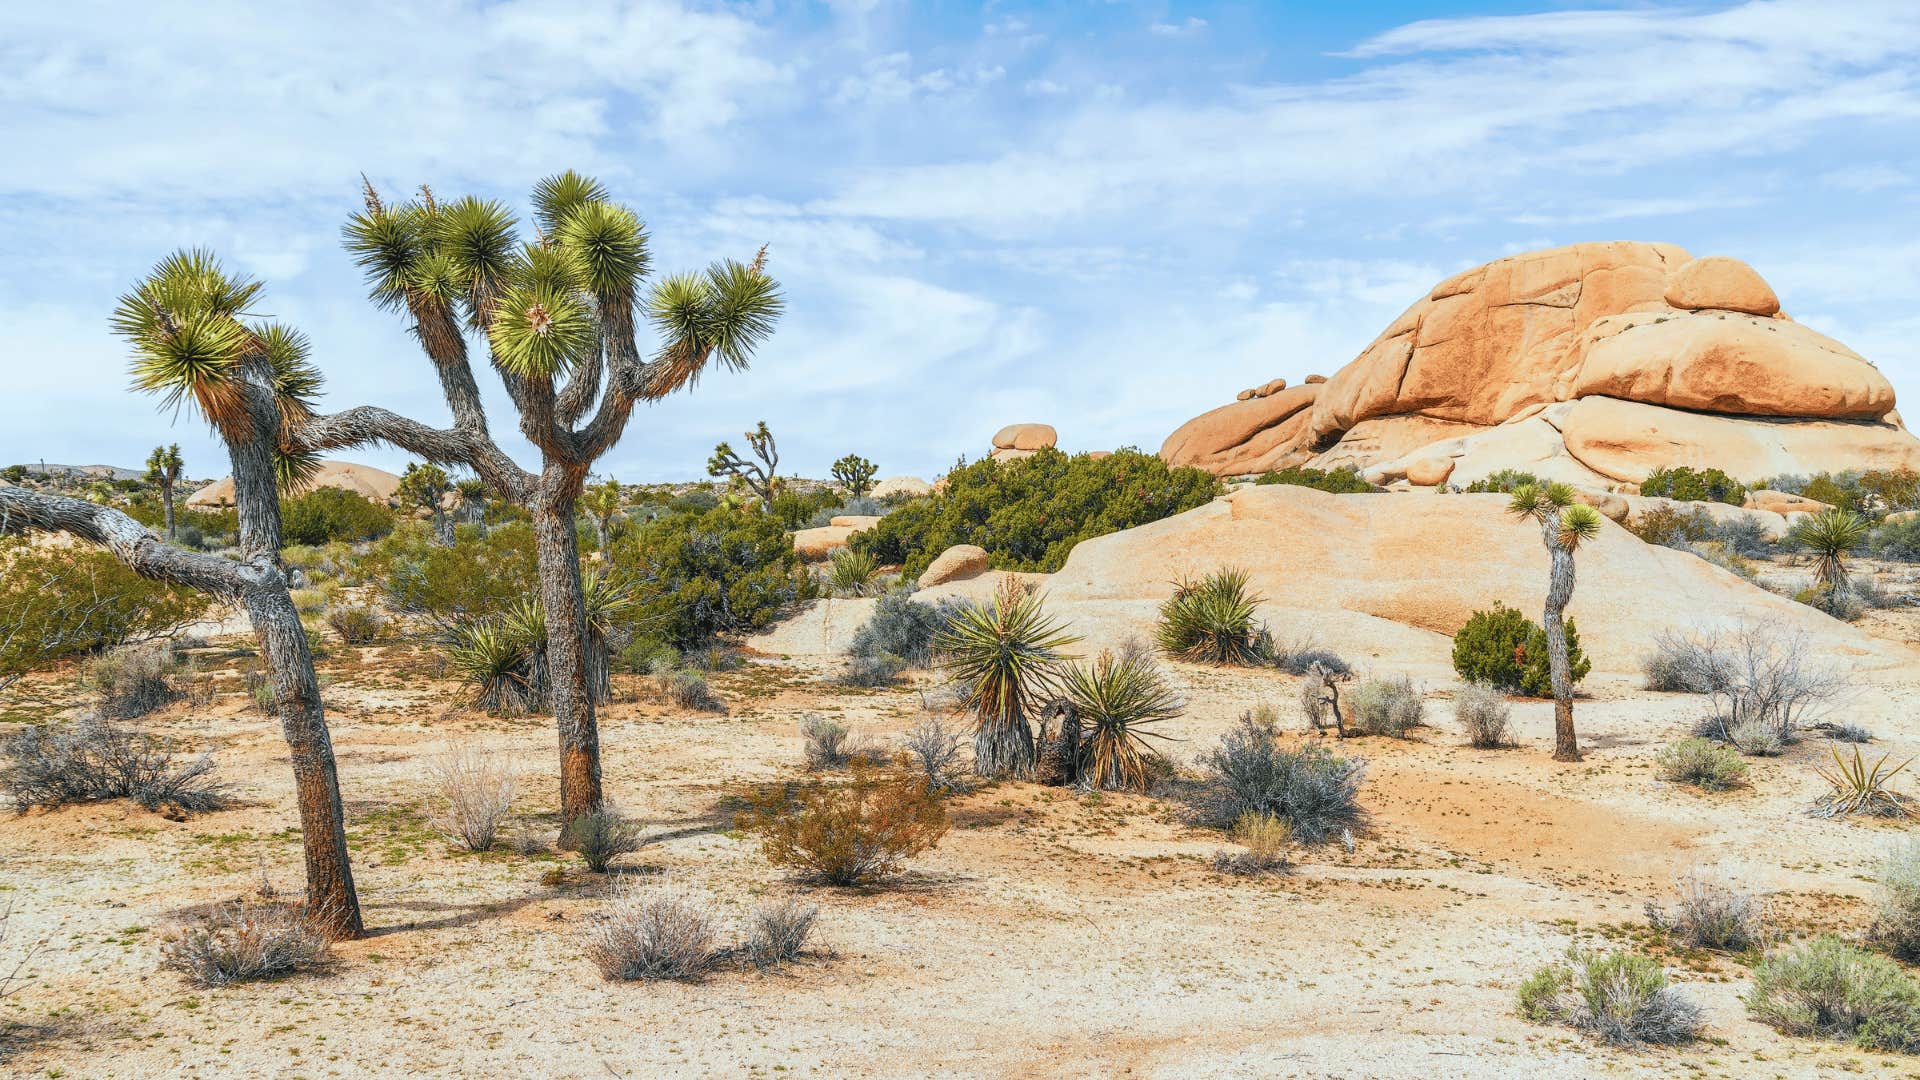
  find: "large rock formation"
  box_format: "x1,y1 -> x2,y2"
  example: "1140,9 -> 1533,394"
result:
186,460 -> 403,508
1162,242 -> 1920,486
989,423 -> 1057,462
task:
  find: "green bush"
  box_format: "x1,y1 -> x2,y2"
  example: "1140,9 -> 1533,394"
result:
1655,738 -> 1748,791
1639,466 -> 1747,506
611,505 -> 814,649
280,487 -> 396,546
0,540 -> 213,690
364,521 -> 539,626
1252,466 -> 1376,493
1748,936 -> 1920,1053
1517,949 -> 1703,1047
1463,469 -> 1539,494
1626,504 -> 1718,546
1347,675 -> 1424,738
1450,603 -> 1590,697
853,448 -> 1220,578
1870,516 -> 1920,562
1154,568 -> 1269,666
770,488 -> 842,530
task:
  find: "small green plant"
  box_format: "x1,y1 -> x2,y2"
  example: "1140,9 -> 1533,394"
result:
280,486 -> 397,546
446,617 -> 543,717
1155,567 -> 1269,666
563,809 -> 643,873
1058,649 -> 1183,791
1516,948 -> 1703,1047
1252,465 -> 1376,493
1747,935 -> 1920,1053
1346,675 -> 1423,738
1811,746 -> 1913,819
826,547 -> 882,597
1462,469 -> 1539,494
1450,603 -> 1590,697
1655,738 -> 1748,791
1212,811 -> 1292,875
1789,508 -> 1871,604
1870,840 -> 1920,962
935,580 -> 1078,778
1639,466 -> 1747,506
324,604 -> 386,645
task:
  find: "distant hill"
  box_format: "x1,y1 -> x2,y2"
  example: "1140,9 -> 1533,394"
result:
8,463 -> 144,481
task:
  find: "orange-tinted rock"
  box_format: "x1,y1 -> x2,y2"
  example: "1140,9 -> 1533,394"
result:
1560,397 -> 1920,483
1663,255 -> 1779,315
1744,490 -> 1832,516
919,544 -> 990,587
1404,456 -> 1454,486
1160,384 -> 1321,475
186,460 -> 401,508
992,423 -> 1057,451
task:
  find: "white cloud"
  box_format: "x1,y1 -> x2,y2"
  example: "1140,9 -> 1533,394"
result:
1150,17 -> 1208,37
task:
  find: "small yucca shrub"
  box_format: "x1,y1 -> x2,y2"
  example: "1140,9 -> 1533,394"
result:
934,579 -> 1078,778
1155,568 -> 1269,665
1811,746 -> 1913,819
826,547 -> 882,597
1059,649 -> 1183,791
446,618 -> 542,717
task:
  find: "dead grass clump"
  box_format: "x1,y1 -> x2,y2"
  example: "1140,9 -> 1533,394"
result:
4,717 -> 226,814
1454,683 -> 1513,748
901,714 -> 969,794
744,898 -> 820,970
85,643 -> 180,720
587,888 -> 720,982
424,746 -> 519,852
325,604 -> 386,645
748,766 -> 948,886
1870,839 -> 1920,962
1645,871 -> 1768,952
161,902 -> 331,987
1211,812 -> 1292,876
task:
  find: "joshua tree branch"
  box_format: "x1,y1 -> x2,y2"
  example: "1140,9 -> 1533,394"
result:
289,407 -> 534,503
0,488 -> 250,599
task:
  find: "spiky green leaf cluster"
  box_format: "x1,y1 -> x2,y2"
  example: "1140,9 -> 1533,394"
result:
1155,567 -> 1269,665
1061,649 -> 1182,791
934,584 -> 1079,736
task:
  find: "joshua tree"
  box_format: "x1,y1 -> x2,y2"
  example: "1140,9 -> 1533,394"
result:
252,173 -> 781,834
395,461 -> 454,543
1507,482 -> 1603,762
579,476 -> 623,553
145,443 -> 184,540
454,477 -> 487,528
831,453 -> 878,498
1789,508 -> 1869,604
1,252 -> 361,936
708,420 -> 780,511
934,577 -> 1079,777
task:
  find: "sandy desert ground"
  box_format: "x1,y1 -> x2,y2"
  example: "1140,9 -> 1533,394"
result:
5,572 -> 1920,1079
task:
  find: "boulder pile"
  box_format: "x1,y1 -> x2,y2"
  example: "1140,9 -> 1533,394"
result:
1161,242 -> 1920,486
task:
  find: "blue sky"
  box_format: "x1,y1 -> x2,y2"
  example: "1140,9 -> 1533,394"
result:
3,0 -> 1917,483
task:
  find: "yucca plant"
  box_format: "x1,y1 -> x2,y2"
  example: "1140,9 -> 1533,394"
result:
827,547 -> 882,597
1059,650 -> 1183,791
580,568 -> 637,704
934,579 -> 1080,778
1812,746 -> 1913,819
447,618 -> 540,717
1789,508 -> 1870,603
1507,482 -> 1604,762
145,443 -> 185,541
1154,567 -> 1269,665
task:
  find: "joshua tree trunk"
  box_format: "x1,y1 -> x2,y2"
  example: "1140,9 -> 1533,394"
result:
160,479 -> 176,541
0,371 -> 364,938
534,472 -> 601,829
1537,518 -> 1581,763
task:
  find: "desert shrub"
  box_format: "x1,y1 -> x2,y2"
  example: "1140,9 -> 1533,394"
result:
1827,722 -> 1874,744
1193,710 -> 1365,844
288,586 -> 331,614
1748,936 -> 1920,1053
424,746 -> 518,852
684,644 -> 745,673
743,898 -> 820,970
1676,627 -> 1838,748
4,716 -> 226,813
808,495 -> 885,526
1347,675 -> 1423,738
1155,568 -> 1270,665
1796,585 -> 1866,621
852,447 -> 1221,578
611,505 -> 814,649
1253,465 -> 1376,493
1462,468 -> 1538,494
801,715 -> 858,771
1627,504 -> 1718,547
83,643 -> 181,720
1728,717 -> 1784,756
1517,949 -> 1703,1047
615,636 -> 678,675
901,715 -> 968,794
324,604 -> 386,645
0,539 -> 212,693
1643,631 -> 1729,693
564,809 -> 643,872
364,521 -> 539,626
1640,466 -> 1747,506
280,486 -> 396,546
1869,516 -> 1920,562
1450,603 -> 1589,697
826,547 -> 882,597
1211,811 -> 1293,876
657,669 -> 726,713
587,887 -> 719,982
934,579 -> 1078,778
1646,871 -> 1766,952
1059,649 -> 1183,791
848,590 -> 965,667
1455,683 -> 1513,748
1268,636 -> 1350,676
771,488 -> 843,530
838,652 -> 906,688
1810,746 -> 1913,819
1769,468 -> 1920,519
1711,515 -> 1775,558
161,902 -> 331,987
1655,738 -> 1748,791
446,614 -> 544,717
748,766 -> 949,886
1870,840 -> 1920,962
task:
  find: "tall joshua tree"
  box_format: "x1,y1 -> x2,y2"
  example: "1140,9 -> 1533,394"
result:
579,476 -> 623,553
278,173 -> 780,832
708,420 -> 780,511
1507,482 -> 1603,763
145,443 -> 184,540
1,252 -> 361,936
396,461 -> 454,543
